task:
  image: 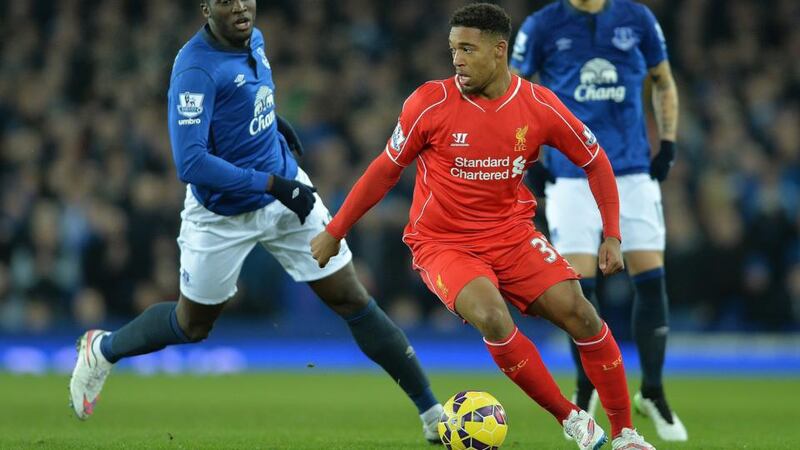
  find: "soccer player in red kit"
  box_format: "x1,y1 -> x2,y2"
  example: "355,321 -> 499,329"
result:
312,3 -> 655,449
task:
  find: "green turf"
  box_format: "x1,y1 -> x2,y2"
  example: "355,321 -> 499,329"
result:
0,372 -> 795,449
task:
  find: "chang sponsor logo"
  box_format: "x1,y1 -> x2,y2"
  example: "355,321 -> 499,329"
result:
574,58 -> 626,103
249,85 -> 275,136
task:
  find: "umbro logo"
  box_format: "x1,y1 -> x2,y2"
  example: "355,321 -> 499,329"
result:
234,74 -> 246,87
451,132 -> 469,147
556,37 -> 572,51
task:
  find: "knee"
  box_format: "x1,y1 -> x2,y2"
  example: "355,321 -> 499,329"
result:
327,284 -> 371,317
181,319 -> 214,342
565,294 -> 602,337
472,306 -> 514,342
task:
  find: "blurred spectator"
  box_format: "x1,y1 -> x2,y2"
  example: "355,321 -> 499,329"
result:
0,0 -> 798,332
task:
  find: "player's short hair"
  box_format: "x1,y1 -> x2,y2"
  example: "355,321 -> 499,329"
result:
449,2 -> 512,41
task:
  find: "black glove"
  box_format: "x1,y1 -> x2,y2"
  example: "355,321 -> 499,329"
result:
650,140 -> 676,182
527,162 -> 555,198
276,114 -> 304,160
268,174 -> 317,224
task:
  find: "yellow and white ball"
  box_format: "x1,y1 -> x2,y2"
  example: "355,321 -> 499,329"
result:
437,391 -> 508,449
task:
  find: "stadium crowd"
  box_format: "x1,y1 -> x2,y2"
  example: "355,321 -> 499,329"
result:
1,0 -> 798,333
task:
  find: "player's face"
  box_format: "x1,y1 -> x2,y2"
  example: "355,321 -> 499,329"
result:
203,0 -> 256,47
449,27 -> 505,95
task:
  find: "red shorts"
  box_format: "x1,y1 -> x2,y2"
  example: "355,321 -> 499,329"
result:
408,223 -> 579,314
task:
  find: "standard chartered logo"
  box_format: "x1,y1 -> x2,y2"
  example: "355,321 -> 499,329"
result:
450,156 -> 526,180
249,85 -> 276,136
512,155 -> 525,177
574,58 -> 626,103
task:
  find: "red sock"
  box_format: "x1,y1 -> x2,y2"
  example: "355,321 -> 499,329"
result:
485,327 -> 576,423
575,322 -> 632,436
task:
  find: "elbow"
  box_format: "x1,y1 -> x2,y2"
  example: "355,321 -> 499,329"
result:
175,157 -> 198,184
176,162 -> 192,183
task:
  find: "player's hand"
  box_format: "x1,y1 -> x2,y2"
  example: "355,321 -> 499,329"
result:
598,237 -> 624,276
311,230 -> 341,268
268,174 -> 317,225
650,140 -> 676,182
527,162 -> 555,198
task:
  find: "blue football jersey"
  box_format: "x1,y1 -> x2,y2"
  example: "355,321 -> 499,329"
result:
168,25 -> 297,215
510,0 -> 667,178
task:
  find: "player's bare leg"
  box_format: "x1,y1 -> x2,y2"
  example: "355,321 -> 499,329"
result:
308,262 -> 443,443
456,277 -> 607,450
562,253 -> 602,418
70,295 -> 224,419
625,250 -> 687,441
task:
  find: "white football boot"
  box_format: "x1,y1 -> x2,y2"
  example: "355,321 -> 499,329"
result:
563,409 -> 608,450
69,330 -> 113,420
421,403 -> 444,444
633,392 -> 688,441
564,389 -> 601,440
611,428 -> 656,449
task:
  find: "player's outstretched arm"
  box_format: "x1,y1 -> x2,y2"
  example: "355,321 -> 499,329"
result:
311,151 -> 405,267
584,151 -> 624,276
531,84 -> 623,274
649,60 -> 679,181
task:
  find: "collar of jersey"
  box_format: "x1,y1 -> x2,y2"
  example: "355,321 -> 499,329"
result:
456,74 -> 521,112
201,24 -> 252,54
562,0 -> 613,16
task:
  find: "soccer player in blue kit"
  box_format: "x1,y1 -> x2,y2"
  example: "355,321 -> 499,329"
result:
69,0 -> 444,441
511,0 -> 687,442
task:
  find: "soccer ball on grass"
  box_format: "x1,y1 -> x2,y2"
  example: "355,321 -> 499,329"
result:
437,390 -> 508,449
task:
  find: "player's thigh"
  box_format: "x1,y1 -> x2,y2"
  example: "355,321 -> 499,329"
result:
544,178 -> 603,257
178,191 -> 260,304
495,227 -> 580,315
562,253 -> 599,278
624,250 -> 664,275
259,168 -> 353,283
618,174 -> 666,253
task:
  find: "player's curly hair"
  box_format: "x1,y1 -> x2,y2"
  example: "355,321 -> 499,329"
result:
449,2 -> 512,41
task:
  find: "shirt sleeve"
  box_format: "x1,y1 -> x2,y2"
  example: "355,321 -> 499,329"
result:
638,5 -> 668,68
325,152 -> 404,239
326,82 -> 445,238
510,15 -> 539,77
531,84 -> 600,167
168,68 -> 269,194
383,81 -> 445,167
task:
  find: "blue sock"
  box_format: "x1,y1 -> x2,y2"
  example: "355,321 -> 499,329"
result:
631,267 -> 669,397
100,302 -> 192,364
345,299 -> 438,413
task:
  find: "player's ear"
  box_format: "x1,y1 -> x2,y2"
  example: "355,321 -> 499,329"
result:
495,39 -> 508,60
201,1 -> 210,18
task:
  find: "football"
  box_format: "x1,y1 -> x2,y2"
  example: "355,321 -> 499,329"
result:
437,390 -> 508,449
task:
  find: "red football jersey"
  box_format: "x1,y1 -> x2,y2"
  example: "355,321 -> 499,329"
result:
387,75 -> 602,244
325,74 -> 619,244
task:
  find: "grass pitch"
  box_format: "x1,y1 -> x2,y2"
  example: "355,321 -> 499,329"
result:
0,372 -> 795,449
